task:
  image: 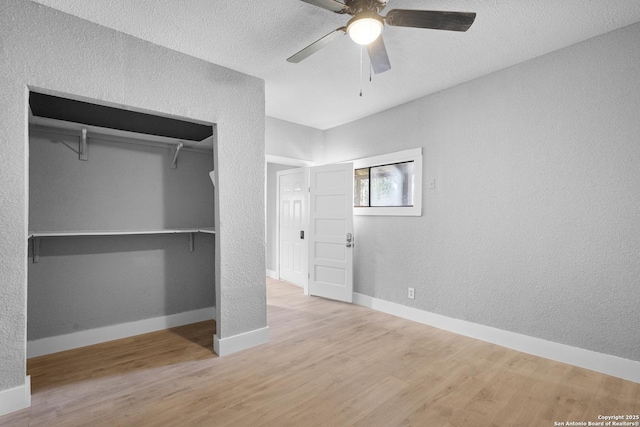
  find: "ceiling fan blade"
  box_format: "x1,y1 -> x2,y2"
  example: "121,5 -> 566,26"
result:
298,0 -> 348,14
366,36 -> 391,74
385,9 -> 476,32
287,28 -> 346,63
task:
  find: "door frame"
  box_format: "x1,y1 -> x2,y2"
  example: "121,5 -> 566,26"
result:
266,155 -> 313,292
268,156 -> 355,301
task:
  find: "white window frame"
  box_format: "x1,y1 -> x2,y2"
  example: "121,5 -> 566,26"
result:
352,148 -> 422,216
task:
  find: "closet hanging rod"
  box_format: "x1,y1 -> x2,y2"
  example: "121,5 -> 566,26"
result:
29,124 -> 214,155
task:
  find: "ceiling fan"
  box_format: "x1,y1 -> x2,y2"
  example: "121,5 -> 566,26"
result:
287,0 -> 476,74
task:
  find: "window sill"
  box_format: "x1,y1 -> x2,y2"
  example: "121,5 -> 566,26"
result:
354,206 -> 421,216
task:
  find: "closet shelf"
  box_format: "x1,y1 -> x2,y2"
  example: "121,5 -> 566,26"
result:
28,228 -> 215,238
28,228 -> 215,263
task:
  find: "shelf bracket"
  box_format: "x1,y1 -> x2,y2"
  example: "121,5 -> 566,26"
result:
79,128 -> 88,161
209,170 -> 216,188
32,237 -> 40,263
189,232 -> 194,252
171,143 -> 183,169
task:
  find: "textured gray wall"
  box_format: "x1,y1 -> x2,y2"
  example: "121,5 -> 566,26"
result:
0,0 -> 265,393
28,233 -> 215,340
28,129 -> 215,340
323,22 -> 640,362
29,129 -> 215,231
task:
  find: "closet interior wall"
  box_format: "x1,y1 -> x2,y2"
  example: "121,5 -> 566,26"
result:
28,126 -> 215,343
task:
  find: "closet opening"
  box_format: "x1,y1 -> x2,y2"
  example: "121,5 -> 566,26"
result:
26,91 -> 218,374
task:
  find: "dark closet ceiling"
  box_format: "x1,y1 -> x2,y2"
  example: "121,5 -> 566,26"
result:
29,92 -> 213,142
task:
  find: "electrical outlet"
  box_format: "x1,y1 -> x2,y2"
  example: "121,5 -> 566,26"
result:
408,287 -> 415,300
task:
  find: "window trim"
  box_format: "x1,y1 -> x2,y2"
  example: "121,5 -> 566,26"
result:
352,148 -> 422,216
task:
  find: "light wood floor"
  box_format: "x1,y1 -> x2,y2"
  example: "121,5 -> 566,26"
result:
2,278 -> 639,426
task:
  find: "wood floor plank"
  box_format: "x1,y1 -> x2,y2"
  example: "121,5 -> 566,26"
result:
1,278 -> 638,426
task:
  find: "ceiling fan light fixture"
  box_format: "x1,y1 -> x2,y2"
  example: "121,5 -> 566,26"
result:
347,16 -> 384,45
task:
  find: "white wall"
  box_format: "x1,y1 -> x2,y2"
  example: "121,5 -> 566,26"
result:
0,0 -> 265,401
323,22 -> 640,362
266,116 -> 325,163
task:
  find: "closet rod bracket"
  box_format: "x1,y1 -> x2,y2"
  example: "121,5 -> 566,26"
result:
171,143 -> 183,169
79,128 -> 88,161
32,237 -> 40,263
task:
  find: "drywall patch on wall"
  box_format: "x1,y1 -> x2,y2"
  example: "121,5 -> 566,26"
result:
323,22 -> 640,362
0,0 -> 265,399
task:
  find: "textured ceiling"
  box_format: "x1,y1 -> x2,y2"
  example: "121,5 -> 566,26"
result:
31,0 -> 640,130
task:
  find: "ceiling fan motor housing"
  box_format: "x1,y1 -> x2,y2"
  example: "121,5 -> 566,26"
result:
344,0 -> 387,15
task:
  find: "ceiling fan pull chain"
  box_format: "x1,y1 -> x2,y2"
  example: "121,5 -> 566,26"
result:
359,44 -> 363,97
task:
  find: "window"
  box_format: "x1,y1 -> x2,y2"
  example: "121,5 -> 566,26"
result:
355,161 -> 415,207
353,148 -> 422,216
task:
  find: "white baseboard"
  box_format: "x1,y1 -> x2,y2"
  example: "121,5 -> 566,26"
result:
353,293 -> 640,384
266,269 -> 277,279
214,326 -> 270,356
0,376 -> 30,417
27,307 -> 216,358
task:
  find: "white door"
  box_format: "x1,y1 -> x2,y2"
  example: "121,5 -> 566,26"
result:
308,163 -> 354,303
278,169 -> 307,287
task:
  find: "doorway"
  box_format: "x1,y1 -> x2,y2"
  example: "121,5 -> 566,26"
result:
267,159 -> 355,303
277,168 -> 308,289
265,156 -> 313,290
27,91 -> 217,357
